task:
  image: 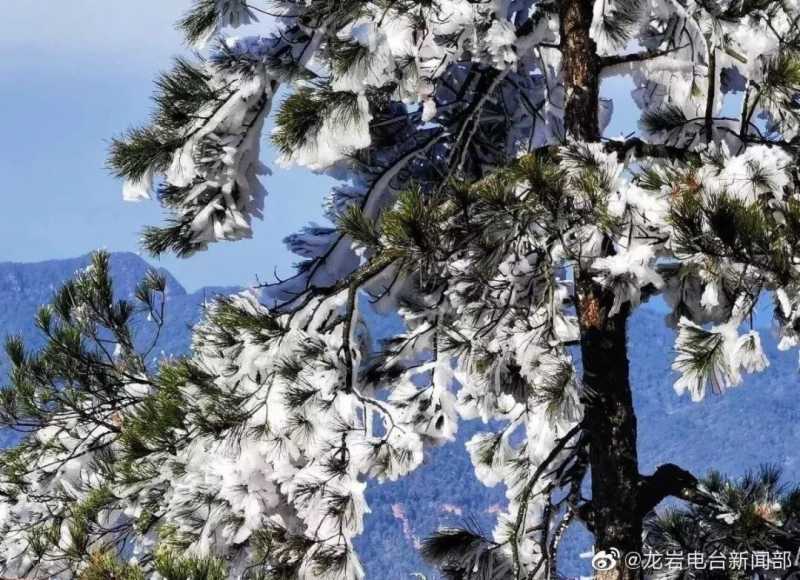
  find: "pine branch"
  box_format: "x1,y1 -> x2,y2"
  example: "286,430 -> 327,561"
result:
599,43 -> 691,67
641,104 -> 690,134
592,0 -> 644,50
178,0 -> 255,45
645,465 -> 800,565
260,129 -> 447,303
421,526 -> 509,580
510,424 -> 583,580
638,464 -> 711,518
603,137 -> 702,162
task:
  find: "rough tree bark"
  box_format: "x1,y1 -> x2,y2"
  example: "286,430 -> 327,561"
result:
560,1 -> 643,578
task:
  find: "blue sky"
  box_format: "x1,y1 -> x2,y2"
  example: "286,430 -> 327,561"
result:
0,1 -> 333,291
0,2 -> 639,292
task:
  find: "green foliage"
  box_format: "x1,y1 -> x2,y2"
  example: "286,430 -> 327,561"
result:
0,251 -> 158,433
558,146 -> 625,234
420,527 -> 509,580
77,545 -> 228,580
594,0 -> 644,48
108,58 -> 216,183
118,364 -> 187,461
0,252 -> 200,572
706,194 -> 771,252
206,296 -> 285,342
765,52 -> 800,94
135,269 -> 168,308
761,50 -> 800,116
272,88 -> 363,155
0,443 -> 30,494
177,0 -> 227,45
337,204 -> 383,250
153,546 -> 227,580
329,37 -> 373,79
513,153 -> 566,210
670,187 -> 791,281
531,358 -> 580,420
242,517 -> 332,577
380,185 -> 444,264
674,319 -> 728,384
26,520 -> 62,561
642,104 -> 690,134
154,58 -> 218,132
141,220 -> 197,258
646,466 -> 800,578
273,89 -> 326,155
109,127 -> 178,183
66,487 -> 117,559
79,550 -> 145,580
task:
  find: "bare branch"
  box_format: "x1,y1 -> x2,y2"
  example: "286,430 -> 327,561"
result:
638,463 -> 711,518
600,43 -> 690,68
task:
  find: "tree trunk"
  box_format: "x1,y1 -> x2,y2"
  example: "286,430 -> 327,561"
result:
560,1 -> 643,578
578,292 -> 641,580
560,0 -> 600,143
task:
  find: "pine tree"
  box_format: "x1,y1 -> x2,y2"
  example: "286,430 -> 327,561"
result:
4,0 -> 800,578
644,466 -> 800,579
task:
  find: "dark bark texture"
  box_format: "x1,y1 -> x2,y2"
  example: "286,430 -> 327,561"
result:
560,0 -> 600,141
579,294 -> 641,580
560,1 -> 643,578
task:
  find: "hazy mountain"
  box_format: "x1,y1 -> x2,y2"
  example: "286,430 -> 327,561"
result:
0,252 -> 238,373
0,252 -> 238,446
0,253 -> 797,578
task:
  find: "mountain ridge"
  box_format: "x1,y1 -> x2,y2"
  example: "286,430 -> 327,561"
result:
0,251 -> 239,399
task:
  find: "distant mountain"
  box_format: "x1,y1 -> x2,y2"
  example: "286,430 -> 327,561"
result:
0,254 -> 798,578
0,252 -> 238,446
